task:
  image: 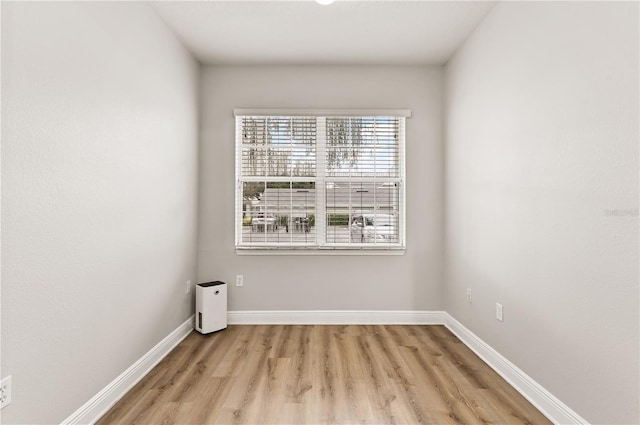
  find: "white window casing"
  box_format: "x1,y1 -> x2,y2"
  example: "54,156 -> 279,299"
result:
235,109 -> 408,254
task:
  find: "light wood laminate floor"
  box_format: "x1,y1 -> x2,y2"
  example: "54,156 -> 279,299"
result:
97,325 -> 551,425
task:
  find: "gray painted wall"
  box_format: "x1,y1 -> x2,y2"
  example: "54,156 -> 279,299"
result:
198,66 -> 444,311
1,3 -> 199,423
444,2 -> 639,423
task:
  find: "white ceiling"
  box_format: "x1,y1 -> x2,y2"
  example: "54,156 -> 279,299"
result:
150,1 -> 495,65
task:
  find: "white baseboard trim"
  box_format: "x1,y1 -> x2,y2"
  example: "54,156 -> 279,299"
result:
227,310 -> 446,325
443,313 -> 589,425
60,316 -> 194,425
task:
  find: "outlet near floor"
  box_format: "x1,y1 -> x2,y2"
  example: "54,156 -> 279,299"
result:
1,375 -> 12,410
496,303 -> 504,322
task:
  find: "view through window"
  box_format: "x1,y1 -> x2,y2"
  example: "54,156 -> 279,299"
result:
235,111 -> 407,251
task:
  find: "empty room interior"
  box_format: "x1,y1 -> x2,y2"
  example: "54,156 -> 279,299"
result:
1,1 -> 638,424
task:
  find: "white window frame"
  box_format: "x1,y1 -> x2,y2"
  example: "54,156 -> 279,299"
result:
234,109 -> 410,255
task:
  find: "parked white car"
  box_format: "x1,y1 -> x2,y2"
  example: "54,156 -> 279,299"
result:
350,214 -> 396,243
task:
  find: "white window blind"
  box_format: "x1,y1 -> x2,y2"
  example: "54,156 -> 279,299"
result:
235,110 -> 407,251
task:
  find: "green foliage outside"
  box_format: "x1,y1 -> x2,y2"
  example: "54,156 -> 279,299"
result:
242,181 -> 315,201
267,182 -> 314,190
327,213 -> 350,226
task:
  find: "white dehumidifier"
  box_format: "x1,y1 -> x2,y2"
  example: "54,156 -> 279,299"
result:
196,281 -> 227,334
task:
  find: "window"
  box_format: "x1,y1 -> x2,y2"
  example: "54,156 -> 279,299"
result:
235,109 -> 409,252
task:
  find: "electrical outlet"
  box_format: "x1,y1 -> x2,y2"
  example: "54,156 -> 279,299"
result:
186,280 -> 191,294
236,275 -> 244,287
466,288 -> 472,303
496,303 -> 503,322
1,375 -> 12,410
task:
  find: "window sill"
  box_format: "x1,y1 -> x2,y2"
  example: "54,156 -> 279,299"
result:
235,246 -> 406,256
